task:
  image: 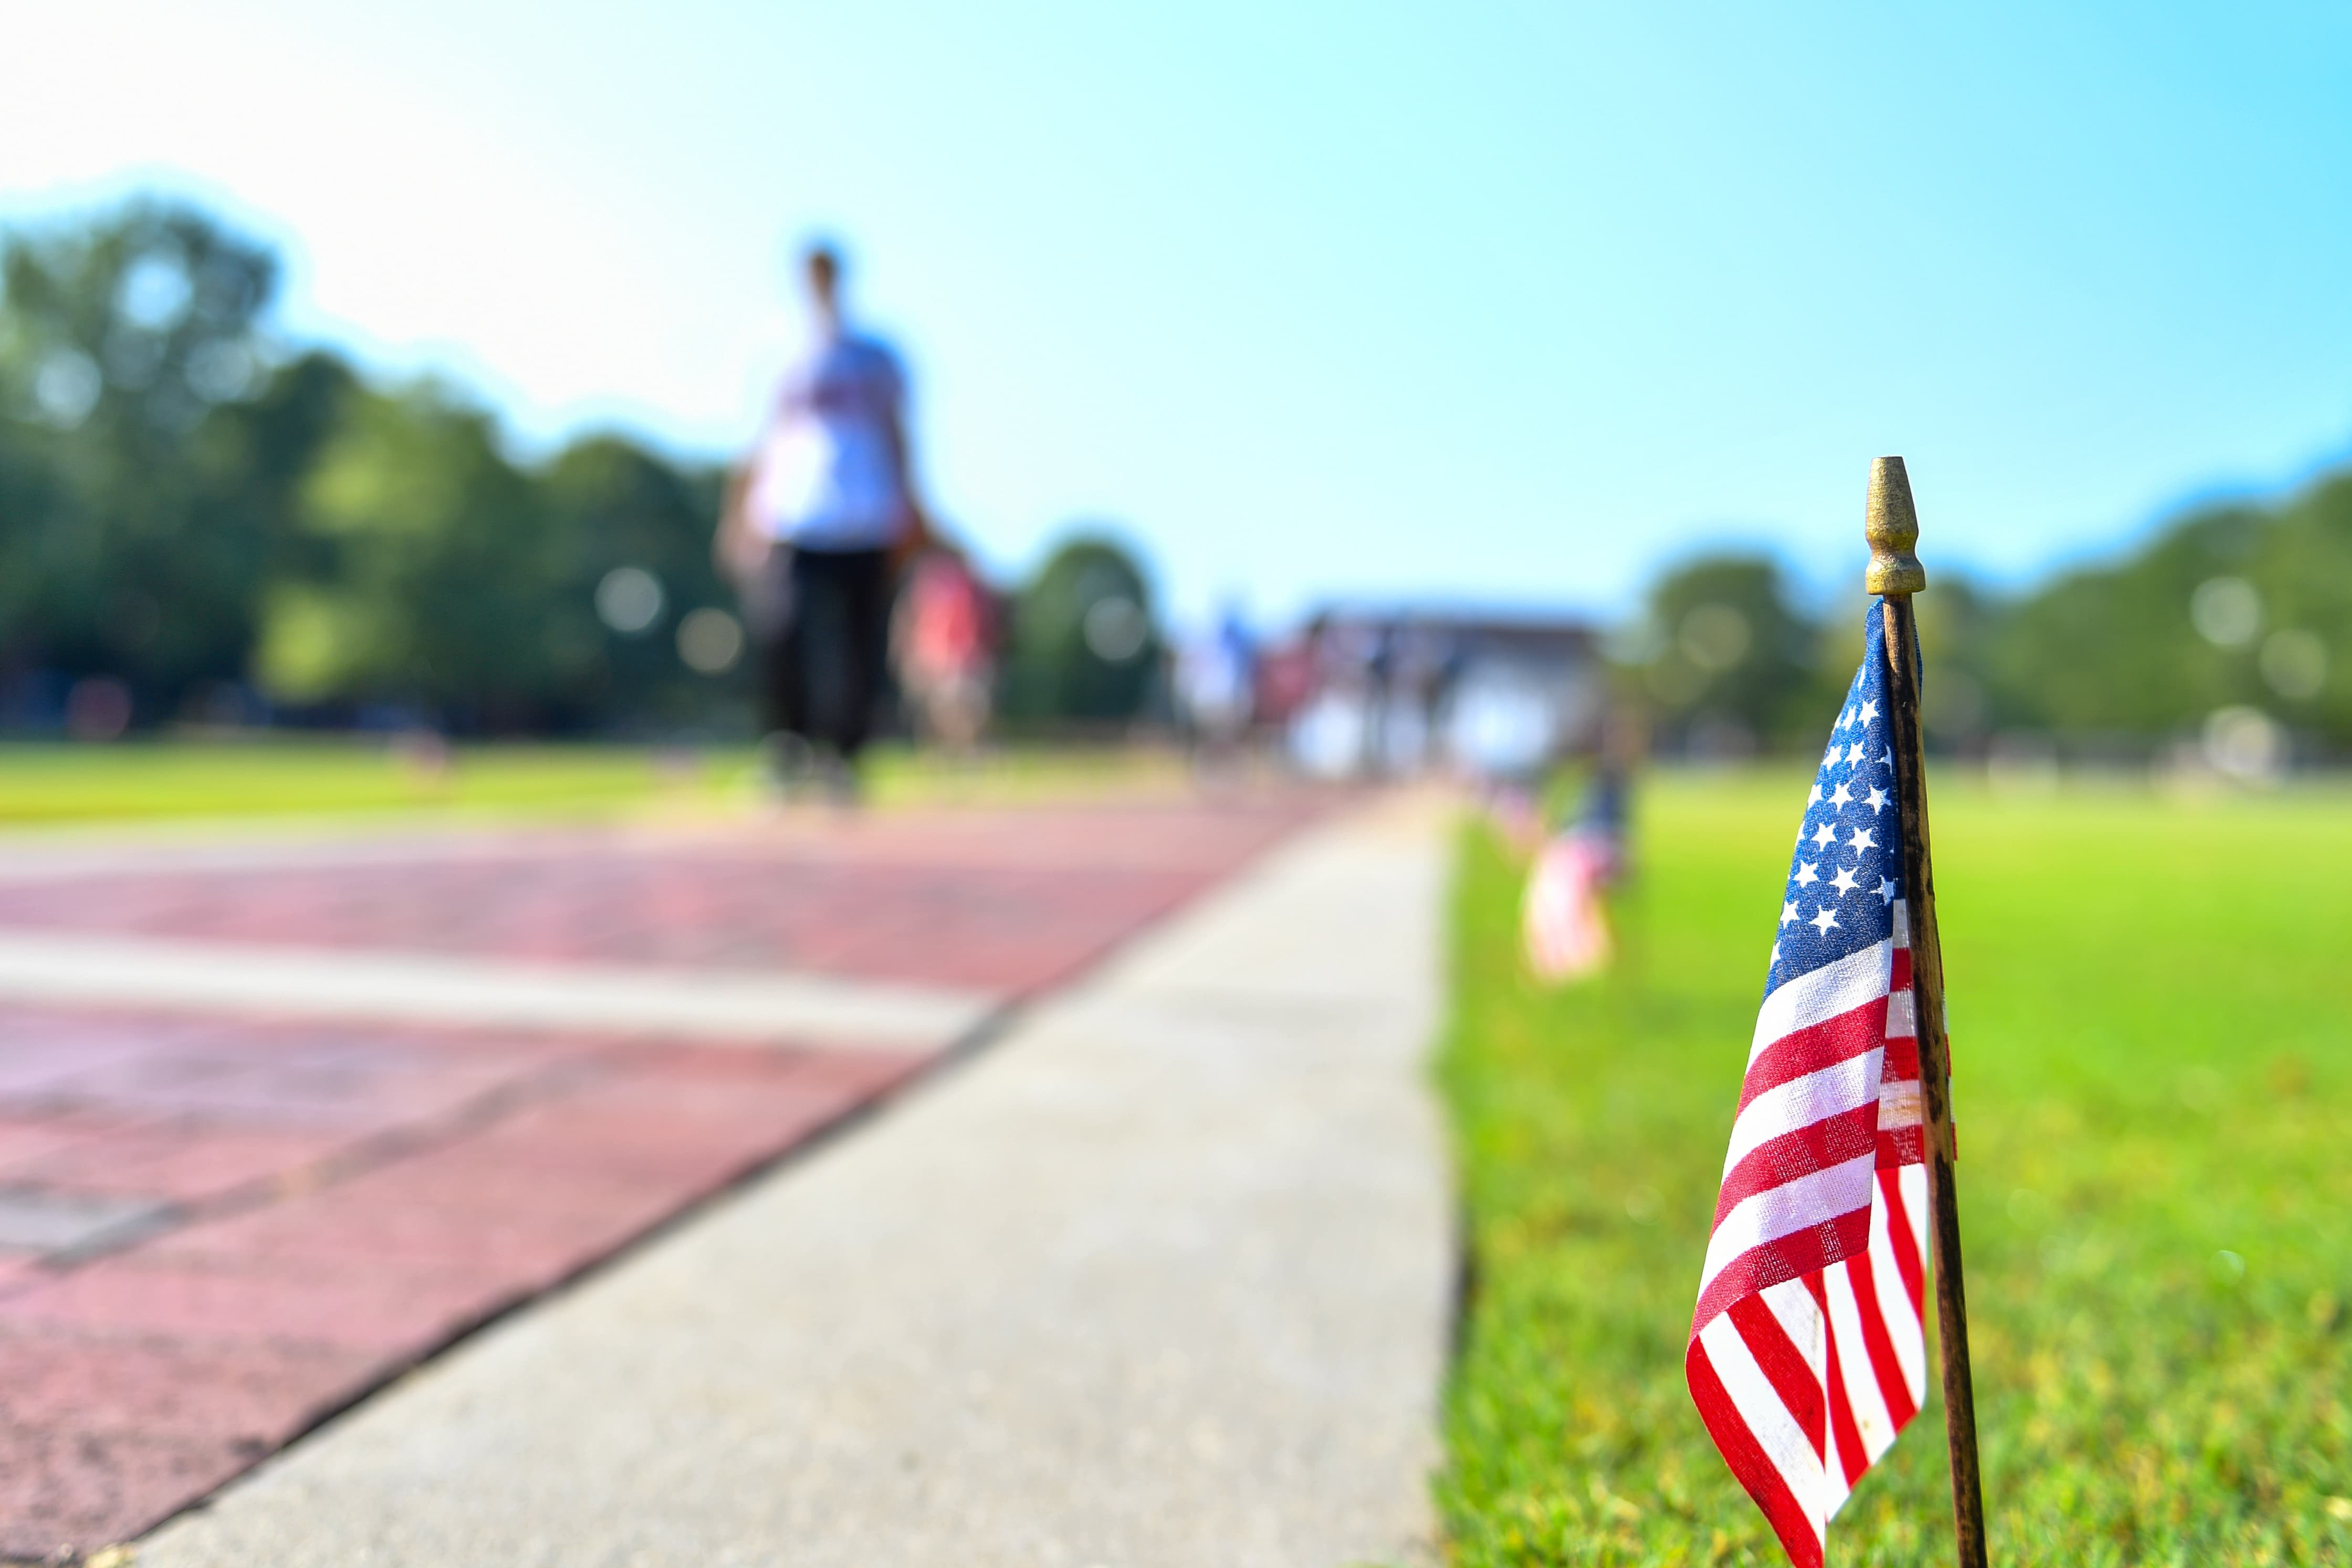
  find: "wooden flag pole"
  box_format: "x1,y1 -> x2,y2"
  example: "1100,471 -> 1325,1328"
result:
1864,456 -> 1991,1568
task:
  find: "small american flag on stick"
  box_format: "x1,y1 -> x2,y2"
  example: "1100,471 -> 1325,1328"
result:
1686,599 -> 1928,1564
1689,459 -> 1988,1567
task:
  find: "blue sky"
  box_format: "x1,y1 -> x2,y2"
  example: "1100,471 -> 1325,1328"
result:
7,1 -> 2352,626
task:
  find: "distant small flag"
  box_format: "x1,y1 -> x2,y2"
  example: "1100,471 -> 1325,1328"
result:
1522,826 -> 1615,981
1687,600 -> 1930,1567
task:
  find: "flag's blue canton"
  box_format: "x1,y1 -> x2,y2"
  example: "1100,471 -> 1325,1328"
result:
1764,599 -> 1907,997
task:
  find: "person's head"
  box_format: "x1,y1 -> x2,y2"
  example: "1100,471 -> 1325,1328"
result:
801,240 -> 844,326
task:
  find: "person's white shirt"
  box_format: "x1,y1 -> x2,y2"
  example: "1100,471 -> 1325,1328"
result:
747,329 -> 911,552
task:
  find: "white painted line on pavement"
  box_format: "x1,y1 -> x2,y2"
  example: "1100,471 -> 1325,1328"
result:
0,928 -> 996,1051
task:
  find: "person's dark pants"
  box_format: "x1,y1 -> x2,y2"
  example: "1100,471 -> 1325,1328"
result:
759,546 -> 893,761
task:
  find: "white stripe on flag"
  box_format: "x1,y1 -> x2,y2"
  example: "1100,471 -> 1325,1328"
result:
1699,1312 -> 1829,1544
1886,988 -> 1916,1039
1750,940 -> 1893,1064
1824,1259 -> 1897,1462
1760,1276 -> 1827,1373
1721,1050 -> 1883,1178
1899,1164 -> 1930,1255
1866,1205 -> 1927,1405
1877,1168 -> 1931,1404
1698,1153 -> 1878,1299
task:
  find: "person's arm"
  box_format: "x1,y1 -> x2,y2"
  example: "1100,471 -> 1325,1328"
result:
882,356 -> 931,560
715,459 -> 769,582
887,413 -> 933,563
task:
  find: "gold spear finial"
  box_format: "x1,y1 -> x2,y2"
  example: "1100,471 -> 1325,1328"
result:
1864,456 -> 1926,597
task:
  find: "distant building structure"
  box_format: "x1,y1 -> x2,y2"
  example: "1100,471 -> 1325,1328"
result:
1276,609 -> 1603,781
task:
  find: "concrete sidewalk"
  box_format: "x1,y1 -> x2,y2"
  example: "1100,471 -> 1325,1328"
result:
138,796 -> 1456,1568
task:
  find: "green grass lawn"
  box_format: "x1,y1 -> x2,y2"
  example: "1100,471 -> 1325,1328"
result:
1437,771 -> 2352,1566
0,740 -> 700,825
0,739 -> 1196,828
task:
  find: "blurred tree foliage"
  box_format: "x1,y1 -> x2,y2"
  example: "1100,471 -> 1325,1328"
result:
0,200 -> 741,734
1625,555 -> 1828,754
1627,480 -> 2352,758
997,534 -> 1162,727
1985,490 -> 2352,749
0,197 -> 1165,739
0,204 -> 290,716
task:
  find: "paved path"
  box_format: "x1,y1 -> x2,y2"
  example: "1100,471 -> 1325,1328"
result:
0,797 -> 1324,1562
133,796 -> 1454,1568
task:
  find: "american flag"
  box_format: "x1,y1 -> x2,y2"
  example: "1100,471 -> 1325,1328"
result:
1687,599 -> 1931,1567
1522,828 -> 1616,981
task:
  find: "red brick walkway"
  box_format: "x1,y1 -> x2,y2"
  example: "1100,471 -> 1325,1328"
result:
0,797 -> 1322,1561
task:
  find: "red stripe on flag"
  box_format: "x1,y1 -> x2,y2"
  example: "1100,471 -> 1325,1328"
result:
1818,1272 -> 1871,1488
1844,1249 -> 1921,1431
1713,1104 -> 1880,1226
1693,1206 -> 1874,1341
1876,1125 -> 1925,1168
1879,1168 -> 1926,1314
1740,1000 -> 1890,1112
1687,1341 -> 1824,1568
1881,1030 -> 1921,1082
1729,1294 -> 1826,1459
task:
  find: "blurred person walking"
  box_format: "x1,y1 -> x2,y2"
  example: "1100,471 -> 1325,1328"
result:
1176,605 -> 1258,764
719,241 -> 925,799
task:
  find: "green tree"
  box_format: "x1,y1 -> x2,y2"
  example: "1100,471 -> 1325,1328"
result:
535,434 -> 735,728
1908,571 -> 1999,745
257,378 -> 565,727
1,195 -> 756,737
1000,532 -> 1161,726
1627,554 -> 1821,753
0,200 -> 293,718
1984,487 -> 2352,749
2261,475 -> 2352,741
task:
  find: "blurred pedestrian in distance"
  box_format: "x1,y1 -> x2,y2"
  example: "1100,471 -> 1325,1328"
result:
718,240 -> 926,800
1251,634 -> 1317,733
1176,605 -> 1258,762
894,544 -> 995,753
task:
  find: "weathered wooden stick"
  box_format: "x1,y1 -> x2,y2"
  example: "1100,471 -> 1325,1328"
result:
1865,456 -> 1990,1568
